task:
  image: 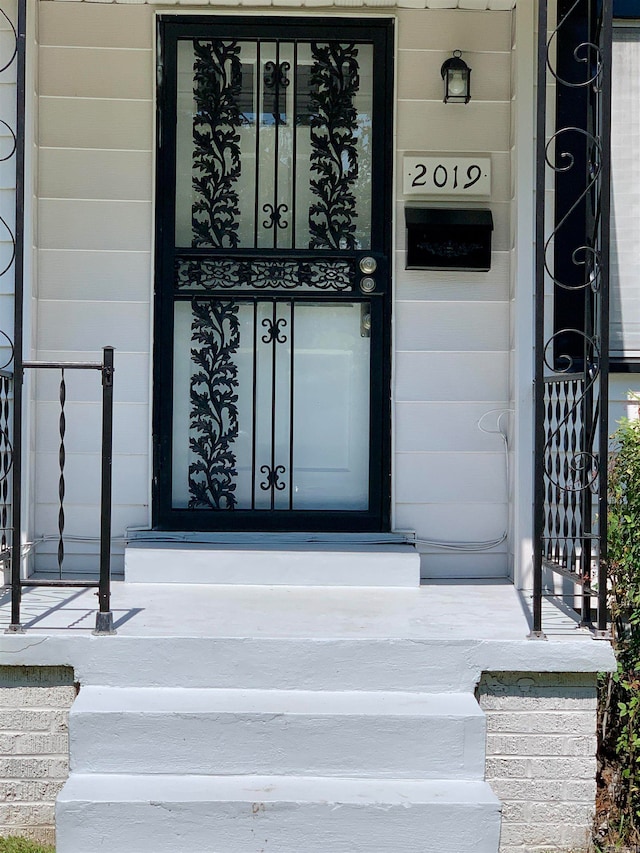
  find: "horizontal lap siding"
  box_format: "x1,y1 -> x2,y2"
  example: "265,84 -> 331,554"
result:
609,375 -> 640,434
394,8 -> 512,576
35,2 -> 154,573
35,2 -> 514,579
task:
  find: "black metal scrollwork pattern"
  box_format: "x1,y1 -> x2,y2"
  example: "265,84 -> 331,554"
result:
535,0 -> 609,618
262,203 -> 289,230
175,258 -> 354,292
263,60 -> 290,123
261,317 -> 287,344
544,127 -> 602,293
0,7 -> 18,555
192,40 -> 242,249
546,0 -> 603,89
308,43 -> 360,250
260,464 -> 286,492
188,299 -> 240,509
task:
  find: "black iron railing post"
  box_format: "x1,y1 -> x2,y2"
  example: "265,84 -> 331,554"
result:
95,346 -> 115,635
533,0 -> 612,637
597,0 -> 612,636
7,0 -> 27,634
532,0 -> 549,639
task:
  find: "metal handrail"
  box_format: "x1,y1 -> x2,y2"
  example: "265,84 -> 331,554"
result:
6,346 -> 115,635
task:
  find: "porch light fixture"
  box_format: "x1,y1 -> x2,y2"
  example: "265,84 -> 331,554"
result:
440,50 -> 471,104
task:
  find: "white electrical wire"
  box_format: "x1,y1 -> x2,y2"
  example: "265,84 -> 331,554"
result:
409,408 -> 514,552
26,411 -> 515,556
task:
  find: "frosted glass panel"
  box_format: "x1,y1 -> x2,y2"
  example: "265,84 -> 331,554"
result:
292,302 -> 370,509
172,299 -> 370,511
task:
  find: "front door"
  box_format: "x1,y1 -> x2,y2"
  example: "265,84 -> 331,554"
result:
154,16 -> 393,531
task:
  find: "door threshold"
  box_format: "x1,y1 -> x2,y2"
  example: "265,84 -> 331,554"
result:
124,531 -> 419,587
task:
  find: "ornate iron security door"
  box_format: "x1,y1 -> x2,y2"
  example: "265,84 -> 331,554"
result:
154,17 -> 393,531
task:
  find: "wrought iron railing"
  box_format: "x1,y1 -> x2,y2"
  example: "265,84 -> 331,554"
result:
534,0 -> 612,636
7,348 -> 115,634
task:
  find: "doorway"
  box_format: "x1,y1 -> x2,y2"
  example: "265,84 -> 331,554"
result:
154,16 -> 394,531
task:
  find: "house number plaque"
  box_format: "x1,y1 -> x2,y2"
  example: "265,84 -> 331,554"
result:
403,156 -> 491,197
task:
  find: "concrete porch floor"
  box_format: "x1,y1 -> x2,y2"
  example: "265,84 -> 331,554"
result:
0,580 -> 616,684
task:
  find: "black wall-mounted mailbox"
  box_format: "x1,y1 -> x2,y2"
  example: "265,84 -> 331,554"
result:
405,208 -> 494,271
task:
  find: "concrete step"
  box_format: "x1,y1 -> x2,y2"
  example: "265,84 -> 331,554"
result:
56,773 -> 502,853
61,635 -> 492,692
69,687 -> 486,779
124,538 -> 420,586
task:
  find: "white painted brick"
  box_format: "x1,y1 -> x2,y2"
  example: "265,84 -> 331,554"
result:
528,802 -> 595,824
487,733 -> 597,756
0,780 -> 66,801
500,800 -> 529,822
484,710 -> 596,735
0,685 -> 77,707
481,692 -> 598,711
0,732 -> 68,754
478,672 -> 598,853
561,824 -> 592,848
528,757 -> 596,780
490,777 -> 569,802
486,756 -> 529,778
0,666 -> 74,844
0,757 -> 69,779
0,710 -> 54,731
0,803 -> 56,826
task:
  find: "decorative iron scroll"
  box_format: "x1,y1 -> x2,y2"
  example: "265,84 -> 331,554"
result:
0,3 -> 19,557
533,0 -> 611,635
191,40 -> 242,249
188,299 -> 240,509
261,316 -> 287,344
175,257 -> 354,291
308,42 -> 360,250
260,464 -> 286,492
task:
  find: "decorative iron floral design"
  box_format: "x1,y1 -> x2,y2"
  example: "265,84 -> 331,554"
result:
175,258 -> 354,291
191,40 -> 242,249
308,42 -> 360,250
188,299 -> 240,509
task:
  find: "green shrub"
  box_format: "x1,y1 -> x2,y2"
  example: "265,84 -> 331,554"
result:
597,415 -> 640,847
0,838 -> 54,853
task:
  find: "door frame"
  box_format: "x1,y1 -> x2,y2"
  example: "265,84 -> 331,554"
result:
152,15 -> 394,531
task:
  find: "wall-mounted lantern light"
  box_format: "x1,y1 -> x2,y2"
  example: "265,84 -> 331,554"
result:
440,50 -> 471,104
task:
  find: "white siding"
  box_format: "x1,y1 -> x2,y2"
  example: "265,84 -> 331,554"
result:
394,8 -> 512,576
34,1 -> 514,578
609,375 -> 640,433
35,1 -> 154,573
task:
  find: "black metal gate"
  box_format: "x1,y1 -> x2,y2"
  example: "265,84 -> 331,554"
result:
154,17 -> 393,531
533,0 -> 612,635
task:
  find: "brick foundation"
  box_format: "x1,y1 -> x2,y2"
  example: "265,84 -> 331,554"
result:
0,666 -> 76,845
478,671 -> 598,853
